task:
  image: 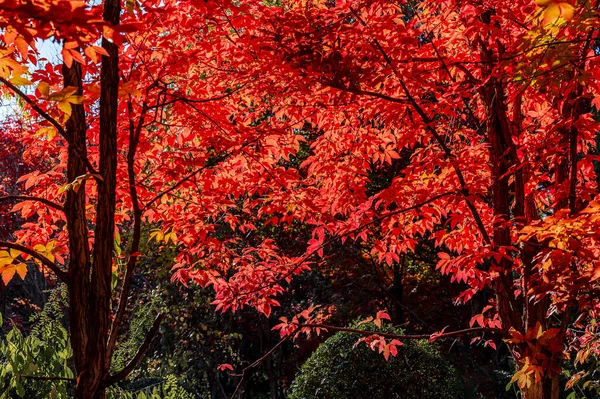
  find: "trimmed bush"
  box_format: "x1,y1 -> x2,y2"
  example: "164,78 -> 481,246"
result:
290,323 -> 463,399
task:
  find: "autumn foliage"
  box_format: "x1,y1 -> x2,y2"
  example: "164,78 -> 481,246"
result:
2,0 -> 600,397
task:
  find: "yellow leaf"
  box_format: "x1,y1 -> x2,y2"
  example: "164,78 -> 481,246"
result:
33,243 -> 55,263
37,82 -> 50,96
48,86 -> 78,102
35,126 -> 57,141
543,2 -> 574,25
58,183 -> 73,194
67,95 -> 84,104
9,75 -> 32,86
0,249 -> 24,284
58,100 -> 72,115
0,249 -> 21,266
0,253 -> 12,267
149,230 -> 164,242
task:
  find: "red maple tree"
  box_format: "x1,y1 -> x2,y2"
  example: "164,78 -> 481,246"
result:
2,0 -> 600,398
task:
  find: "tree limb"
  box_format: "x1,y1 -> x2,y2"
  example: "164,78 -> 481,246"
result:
105,313 -> 165,386
295,323 -> 502,340
142,152 -> 230,211
0,77 -> 98,176
19,375 -> 74,382
348,7 -> 492,246
230,336 -> 290,399
234,191 -> 459,301
106,96 -> 148,363
0,195 -> 64,212
0,241 -> 68,282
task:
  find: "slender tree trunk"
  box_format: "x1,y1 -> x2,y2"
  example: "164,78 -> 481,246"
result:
68,0 -> 120,395
61,58 -> 99,397
392,260 -> 404,324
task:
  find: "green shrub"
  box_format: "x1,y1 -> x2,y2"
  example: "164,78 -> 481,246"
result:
289,323 -> 463,399
0,286 -> 194,399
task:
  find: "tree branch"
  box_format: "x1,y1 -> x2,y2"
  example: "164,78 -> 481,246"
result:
234,191 -> 459,301
230,336 -> 290,399
294,323 -> 502,340
19,375 -> 74,382
105,313 -> 165,386
0,241 -> 68,282
142,152 -> 230,211
348,7 -> 492,246
0,195 -> 64,212
106,96 -> 148,363
0,77 -> 98,176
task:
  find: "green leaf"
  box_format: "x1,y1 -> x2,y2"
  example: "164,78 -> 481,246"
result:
15,382 -> 24,397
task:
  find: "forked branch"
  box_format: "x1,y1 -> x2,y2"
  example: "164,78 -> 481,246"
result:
105,313 -> 165,386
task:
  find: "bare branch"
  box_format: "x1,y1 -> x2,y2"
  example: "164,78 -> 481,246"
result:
106,96 -> 148,362
0,195 -> 64,212
295,323 -> 502,340
230,336 -> 290,398
19,375 -> 74,382
105,313 -> 165,386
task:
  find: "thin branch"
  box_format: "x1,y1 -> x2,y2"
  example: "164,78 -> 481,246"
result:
106,96 -> 149,362
0,241 -> 68,282
351,9 -> 492,246
397,78 -> 492,245
230,336 -> 290,399
0,77 -> 98,176
142,152 -> 230,211
19,375 -> 74,382
294,323 -> 502,340
150,83 -> 249,109
235,191 -> 458,301
0,195 -> 64,212
326,83 -> 409,105
105,313 -> 165,386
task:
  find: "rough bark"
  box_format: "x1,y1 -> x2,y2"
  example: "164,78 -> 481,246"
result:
70,0 -> 121,395
521,375 -> 560,399
61,59 -> 95,396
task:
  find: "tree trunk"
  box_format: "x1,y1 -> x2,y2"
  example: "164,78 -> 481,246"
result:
520,375 -> 560,399
67,0 -> 120,395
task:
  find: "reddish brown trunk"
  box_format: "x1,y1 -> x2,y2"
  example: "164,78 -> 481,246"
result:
520,375 -> 560,399
62,59 -> 93,387
480,75 -> 523,332
66,0 -> 120,396
61,58 -> 107,398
